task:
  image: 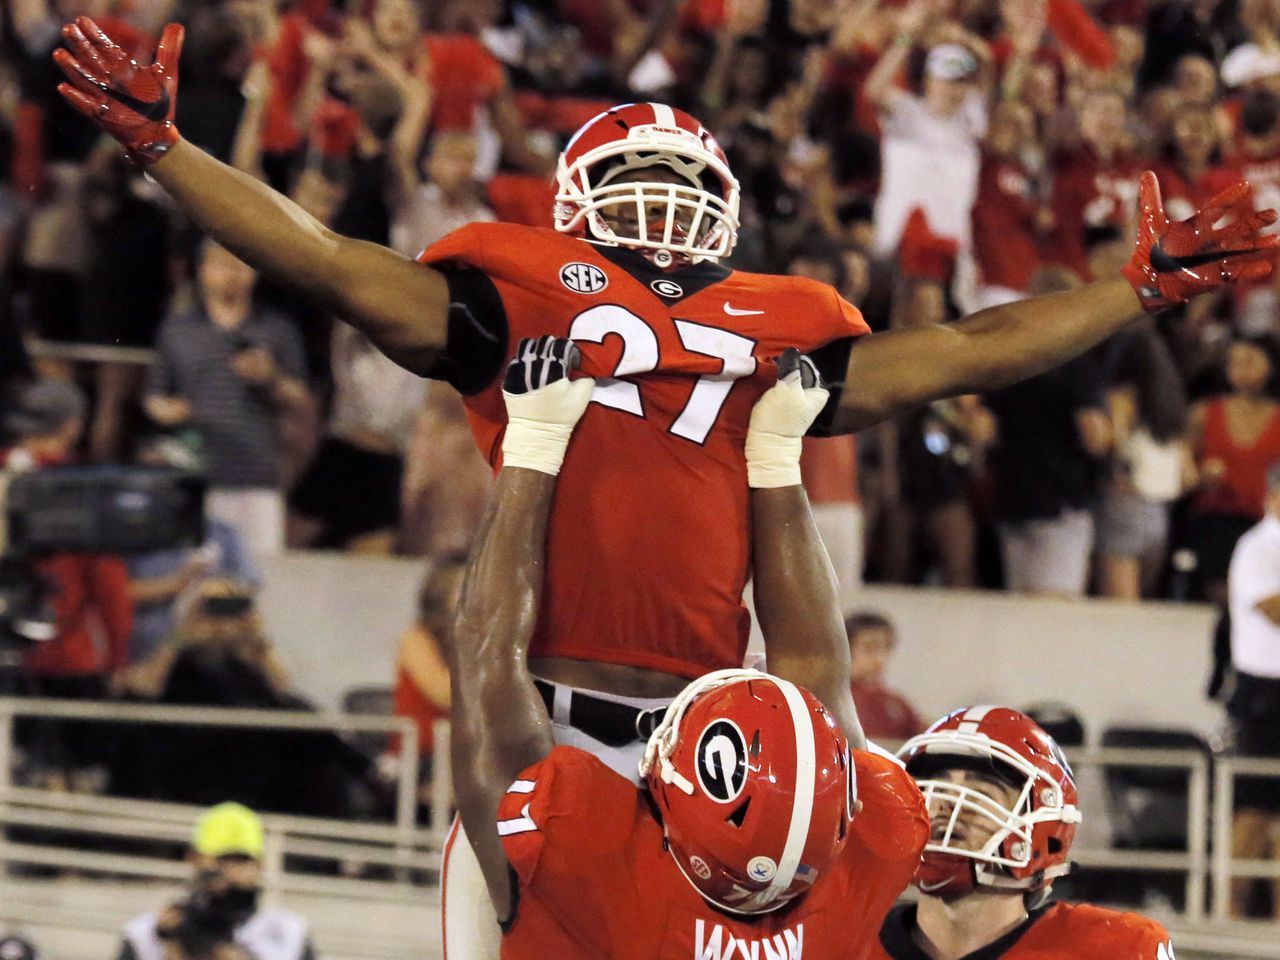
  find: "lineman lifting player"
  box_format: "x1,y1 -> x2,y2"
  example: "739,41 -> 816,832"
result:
51,17 -> 1274,958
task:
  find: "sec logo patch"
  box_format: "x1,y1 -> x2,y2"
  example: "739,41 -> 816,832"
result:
560,262 -> 608,294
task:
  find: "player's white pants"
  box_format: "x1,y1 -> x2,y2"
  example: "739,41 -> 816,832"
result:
440,679 -> 674,959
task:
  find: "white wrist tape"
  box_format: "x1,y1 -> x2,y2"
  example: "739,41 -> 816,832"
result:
745,378 -> 830,489
501,378 -> 595,476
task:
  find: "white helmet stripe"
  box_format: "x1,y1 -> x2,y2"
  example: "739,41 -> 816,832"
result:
649,102 -> 678,127
763,677 -> 816,902
958,704 -> 997,734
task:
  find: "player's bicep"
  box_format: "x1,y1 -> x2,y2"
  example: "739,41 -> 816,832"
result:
325,234 -> 453,375
829,325 -> 973,432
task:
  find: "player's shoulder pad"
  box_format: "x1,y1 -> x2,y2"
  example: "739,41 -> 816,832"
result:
850,749 -> 929,862
417,221 -> 580,276
498,745 -> 641,883
1040,903 -> 1174,959
726,269 -> 870,339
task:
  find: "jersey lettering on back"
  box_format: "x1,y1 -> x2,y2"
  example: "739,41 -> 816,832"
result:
497,748 -> 924,960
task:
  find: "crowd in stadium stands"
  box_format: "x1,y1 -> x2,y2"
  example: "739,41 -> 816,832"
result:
5,0 -> 1280,838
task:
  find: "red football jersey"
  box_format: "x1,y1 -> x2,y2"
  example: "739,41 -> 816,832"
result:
872,899 -> 1175,959
497,746 -> 928,960
419,223 -> 868,677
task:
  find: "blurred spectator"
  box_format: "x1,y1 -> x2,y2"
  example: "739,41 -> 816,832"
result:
972,100 -> 1044,307
387,557 -> 465,794
114,579 -> 367,817
867,2 -> 991,258
400,385 -> 492,558
2,378 -> 132,788
287,324 -> 425,552
1152,101 -> 1242,223
144,242 -> 312,555
790,243 -> 863,601
1188,335 -> 1280,603
1225,463 -> 1280,918
127,436 -> 259,664
846,611 -> 924,743
985,268 -> 1112,595
10,0 -> 152,377
175,5 -> 257,164
118,802 -> 316,960
390,131 -> 495,256
879,210 -> 994,588
80,144 -> 171,462
1097,328 -> 1193,599
1049,88 -> 1142,280
1137,0 -> 1244,91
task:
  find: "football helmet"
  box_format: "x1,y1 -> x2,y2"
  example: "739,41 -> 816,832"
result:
898,705 -> 1081,899
639,669 -> 855,915
554,102 -> 740,266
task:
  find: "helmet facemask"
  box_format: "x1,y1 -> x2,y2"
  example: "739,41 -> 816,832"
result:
555,123 -> 741,266
905,734 -> 1081,898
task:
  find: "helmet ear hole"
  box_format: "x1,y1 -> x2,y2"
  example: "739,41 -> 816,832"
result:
726,797 -> 751,829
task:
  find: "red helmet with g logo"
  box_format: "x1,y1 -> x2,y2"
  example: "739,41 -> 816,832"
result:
639,670 -> 855,915
897,705 -> 1081,900
554,102 -> 740,266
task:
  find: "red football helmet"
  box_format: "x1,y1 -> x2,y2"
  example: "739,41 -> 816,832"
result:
897,706 -> 1081,900
554,102 -> 741,266
639,669 -> 855,915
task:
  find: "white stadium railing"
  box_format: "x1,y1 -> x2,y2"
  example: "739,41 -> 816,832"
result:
0,700 -> 1278,956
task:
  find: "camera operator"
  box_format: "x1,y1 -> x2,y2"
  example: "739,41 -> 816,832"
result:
118,802 -> 316,960
112,579 -> 369,817
2,379 -> 133,786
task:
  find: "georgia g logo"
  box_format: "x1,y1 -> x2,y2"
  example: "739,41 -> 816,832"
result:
696,720 -> 748,804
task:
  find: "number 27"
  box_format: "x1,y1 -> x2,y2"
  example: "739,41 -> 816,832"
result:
568,304 -> 756,445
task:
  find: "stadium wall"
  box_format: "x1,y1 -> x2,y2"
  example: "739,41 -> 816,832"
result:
260,553 -> 1224,741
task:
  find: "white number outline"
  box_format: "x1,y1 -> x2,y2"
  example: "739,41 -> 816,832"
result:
567,304 -> 758,445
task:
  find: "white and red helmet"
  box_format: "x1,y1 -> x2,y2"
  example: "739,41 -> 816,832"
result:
898,706 -> 1081,900
554,102 -> 741,265
639,669 -> 855,915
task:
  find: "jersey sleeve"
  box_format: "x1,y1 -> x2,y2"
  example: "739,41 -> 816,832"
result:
1124,916 -> 1175,960
807,287 -> 871,437
497,745 -> 635,890
416,223 -> 510,395
849,750 -> 930,868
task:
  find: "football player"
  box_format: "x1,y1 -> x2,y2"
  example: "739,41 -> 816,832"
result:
870,707 -> 1177,960
51,21 -> 1280,727
448,334 -> 928,958
51,22 -> 1270,953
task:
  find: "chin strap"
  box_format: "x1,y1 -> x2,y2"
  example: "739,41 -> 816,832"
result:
638,667 -> 764,791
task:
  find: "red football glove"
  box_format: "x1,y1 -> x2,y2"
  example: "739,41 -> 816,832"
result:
52,17 -> 183,165
1122,170 -> 1280,312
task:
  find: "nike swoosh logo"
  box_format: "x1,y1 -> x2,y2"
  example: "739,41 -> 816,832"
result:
1150,242 -> 1251,274
917,879 -> 952,893
723,303 -> 765,316
103,84 -> 170,123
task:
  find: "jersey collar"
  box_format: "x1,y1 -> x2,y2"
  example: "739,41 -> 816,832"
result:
590,244 -> 732,306
877,902 -> 1050,960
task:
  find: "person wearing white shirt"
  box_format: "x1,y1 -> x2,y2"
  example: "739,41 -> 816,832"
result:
1225,463 -> 1280,917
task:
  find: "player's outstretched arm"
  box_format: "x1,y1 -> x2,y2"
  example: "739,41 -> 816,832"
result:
747,351 -> 865,750
53,17 -> 450,374
829,172 -> 1280,432
449,337 -> 594,921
